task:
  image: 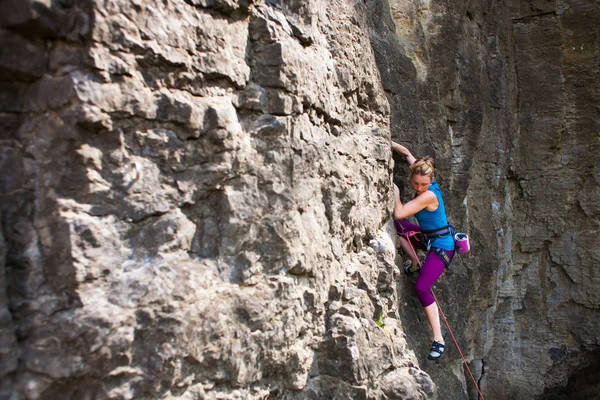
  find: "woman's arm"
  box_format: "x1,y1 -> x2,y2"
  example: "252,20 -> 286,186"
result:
393,184 -> 436,220
391,141 -> 416,166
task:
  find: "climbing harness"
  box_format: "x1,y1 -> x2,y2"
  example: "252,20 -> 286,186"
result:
398,229 -> 486,400
434,247 -> 453,269
421,225 -> 454,241
400,226 -> 455,270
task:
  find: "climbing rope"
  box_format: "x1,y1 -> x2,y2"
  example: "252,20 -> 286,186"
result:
430,289 -> 485,400
399,231 -> 486,400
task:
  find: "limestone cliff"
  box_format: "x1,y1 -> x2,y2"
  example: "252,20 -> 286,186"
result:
0,0 -> 432,398
0,0 -> 598,399
371,0 -> 600,398
489,1 -> 600,398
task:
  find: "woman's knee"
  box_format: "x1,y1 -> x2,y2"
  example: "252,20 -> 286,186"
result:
416,288 -> 434,307
415,280 -> 432,295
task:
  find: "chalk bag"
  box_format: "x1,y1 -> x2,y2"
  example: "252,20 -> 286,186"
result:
454,232 -> 470,254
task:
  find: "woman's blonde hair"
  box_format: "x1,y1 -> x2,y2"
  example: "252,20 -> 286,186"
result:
409,156 -> 435,179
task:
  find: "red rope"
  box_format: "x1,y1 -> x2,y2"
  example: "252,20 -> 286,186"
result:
430,289 -> 486,400
399,231 -> 485,400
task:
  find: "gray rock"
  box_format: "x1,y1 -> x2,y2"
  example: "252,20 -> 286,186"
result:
379,367 -> 436,400
0,0 -> 598,399
0,210 -> 19,383
0,29 -> 47,82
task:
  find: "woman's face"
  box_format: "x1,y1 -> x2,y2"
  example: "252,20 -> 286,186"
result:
411,174 -> 433,195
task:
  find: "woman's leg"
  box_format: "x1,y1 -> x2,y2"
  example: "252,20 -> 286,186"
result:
398,235 -> 420,266
395,220 -> 421,235
424,303 -> 443,343
394,220 -> 426,267
415,250 -> 454,342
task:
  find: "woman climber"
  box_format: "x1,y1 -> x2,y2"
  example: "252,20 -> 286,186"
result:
391,141 -> 455,361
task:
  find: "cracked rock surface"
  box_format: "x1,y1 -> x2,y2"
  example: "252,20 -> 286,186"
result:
0,0 -> 598,399
0,0 -> 429,399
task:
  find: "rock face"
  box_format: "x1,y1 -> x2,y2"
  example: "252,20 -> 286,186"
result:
487,1 -> 600,398
371,0 -> 600,398
0,0 -> 598,400
0,0 -> 433,399
368,0 -> 519,397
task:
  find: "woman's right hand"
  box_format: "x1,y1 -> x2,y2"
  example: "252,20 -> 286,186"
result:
391,141 -> 416,165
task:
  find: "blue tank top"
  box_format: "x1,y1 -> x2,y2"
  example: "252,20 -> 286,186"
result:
414,181 -> 455,251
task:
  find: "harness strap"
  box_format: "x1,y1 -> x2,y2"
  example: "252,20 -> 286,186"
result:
422,224 -> 454,240
434,247 -> 453,269
422,226 -> 450,236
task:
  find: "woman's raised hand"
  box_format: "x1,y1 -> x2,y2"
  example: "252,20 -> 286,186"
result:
391,141 -> 416,166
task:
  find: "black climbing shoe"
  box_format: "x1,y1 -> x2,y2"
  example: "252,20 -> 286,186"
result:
428,340 -> 446,360
403,259 -> 420,275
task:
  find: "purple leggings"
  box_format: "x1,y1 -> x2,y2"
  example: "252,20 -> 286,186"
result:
395,220 -> 454,307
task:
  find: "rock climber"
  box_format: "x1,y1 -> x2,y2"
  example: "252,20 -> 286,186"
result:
391,141 -> 455,361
